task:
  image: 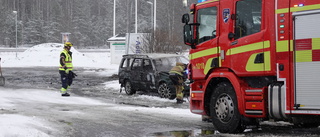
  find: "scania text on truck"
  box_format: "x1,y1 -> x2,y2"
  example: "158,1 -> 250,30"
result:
182,0 -> 320,133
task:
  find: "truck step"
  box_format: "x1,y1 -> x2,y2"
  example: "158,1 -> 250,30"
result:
244,89 -> 266,117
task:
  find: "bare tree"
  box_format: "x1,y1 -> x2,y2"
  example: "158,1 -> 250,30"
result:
140,29 -> 188,54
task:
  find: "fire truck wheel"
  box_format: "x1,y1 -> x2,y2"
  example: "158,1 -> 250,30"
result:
210,82 -> 245,133
124,80 -> 136,95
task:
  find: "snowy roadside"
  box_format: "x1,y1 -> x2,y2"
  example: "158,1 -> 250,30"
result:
0,43 -> 198,136
0,87 -> 198,136
0,88 -> 107,136
0,114 -> 53,137
0,43 -> 118,136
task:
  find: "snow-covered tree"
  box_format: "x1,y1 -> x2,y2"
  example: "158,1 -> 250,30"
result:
0,0 -> 198,48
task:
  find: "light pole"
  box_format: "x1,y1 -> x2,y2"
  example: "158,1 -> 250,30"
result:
13,11 -> 17,57
135,0 -> 156,34
147,0 -> 156,52
153,0 -> 156,33
146,1 -> 153,32
113,0 -> 116,36
183,0 -> 188,8
147,0 -> 156,33
135,0 -> 137,33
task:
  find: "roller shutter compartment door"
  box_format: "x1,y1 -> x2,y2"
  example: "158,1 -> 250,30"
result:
294,10 -> 320,109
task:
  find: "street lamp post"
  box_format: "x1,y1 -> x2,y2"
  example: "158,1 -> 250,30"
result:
135,0 -> 137,33
147,0 -> 156,32
147,0 -> 156,52
113,0 -> 116,36
13,11 -> 17,57
153,0 -> 156,33
146,1 -> 153,32
183,0 -> 188,8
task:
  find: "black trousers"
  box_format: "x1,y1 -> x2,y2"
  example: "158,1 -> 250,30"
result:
59,70 -> 73,89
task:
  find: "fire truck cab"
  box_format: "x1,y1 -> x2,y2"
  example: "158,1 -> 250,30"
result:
183,0 -> 320,133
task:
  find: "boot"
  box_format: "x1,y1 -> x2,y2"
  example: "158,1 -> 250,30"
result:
61,92 -> 70,97
176,98 -> 185,104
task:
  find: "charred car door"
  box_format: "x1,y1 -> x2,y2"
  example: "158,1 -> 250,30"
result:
142,59 -> 156,90
130,58 -> 144,90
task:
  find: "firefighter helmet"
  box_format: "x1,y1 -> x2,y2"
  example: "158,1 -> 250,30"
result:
64,42 -> 73,47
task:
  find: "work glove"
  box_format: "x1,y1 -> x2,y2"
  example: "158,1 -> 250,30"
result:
65,69 -> 70,74
70,71 -> 77,78
178,77 -> 184,84
72,72 -> 77,77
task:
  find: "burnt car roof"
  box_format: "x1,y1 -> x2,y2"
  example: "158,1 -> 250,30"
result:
121,53 -> 189,72
122,54 -> 187,59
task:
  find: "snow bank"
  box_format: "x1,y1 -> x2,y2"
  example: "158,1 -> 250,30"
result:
1,43 -> 117,69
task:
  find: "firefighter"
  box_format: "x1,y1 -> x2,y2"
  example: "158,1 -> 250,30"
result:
59,42 -> 75,97
169,62 -> 187,104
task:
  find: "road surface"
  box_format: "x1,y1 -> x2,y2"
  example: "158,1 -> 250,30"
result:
1,67 -> 320,137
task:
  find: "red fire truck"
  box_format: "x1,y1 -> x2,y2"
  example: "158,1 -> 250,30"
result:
182,0 -> 320,133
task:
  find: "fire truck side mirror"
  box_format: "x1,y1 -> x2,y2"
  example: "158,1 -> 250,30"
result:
183,24 -> 194,47
182,13 -> 190,24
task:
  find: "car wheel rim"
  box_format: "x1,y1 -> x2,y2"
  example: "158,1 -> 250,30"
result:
163,87 -> 171,98
125,82 -> 131,94
159,83 -> 170,98
215,94 -> 234,123
158,84 -> 165,97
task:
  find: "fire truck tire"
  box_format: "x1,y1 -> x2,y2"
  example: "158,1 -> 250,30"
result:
210,82 -> 245,133
124,80 -> 136,95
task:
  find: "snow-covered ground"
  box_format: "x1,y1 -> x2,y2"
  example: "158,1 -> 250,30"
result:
1,43 -> 305,137
0,43 -> 198,136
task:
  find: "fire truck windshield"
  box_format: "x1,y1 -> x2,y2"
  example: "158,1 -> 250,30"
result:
197,7 -> 217,44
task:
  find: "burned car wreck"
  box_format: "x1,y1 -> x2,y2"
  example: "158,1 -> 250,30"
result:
118,54 -> 189,99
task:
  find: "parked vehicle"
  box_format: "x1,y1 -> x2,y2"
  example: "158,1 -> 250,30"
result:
118,54 -> 189,99
183,0 -> 320,133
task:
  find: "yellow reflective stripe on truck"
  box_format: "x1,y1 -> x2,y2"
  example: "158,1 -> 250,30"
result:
196,0 -> 219,6
295,38 -> 320,62
313,38 -> 320,50
246,51 -> 271,71
276,40 -> 292,52
276,4 -> 320,14
189,47 -> 219,60
226,41 -> 270,56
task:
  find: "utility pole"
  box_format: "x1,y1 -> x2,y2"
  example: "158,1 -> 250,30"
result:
113,0 -> 116,36
13,11 -> 18,58
153,0 -> 156,33
135,0 -> 138,33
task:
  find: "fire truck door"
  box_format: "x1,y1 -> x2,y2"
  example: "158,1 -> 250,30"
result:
293,10 -> 320,109
230,0 -> 265,73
